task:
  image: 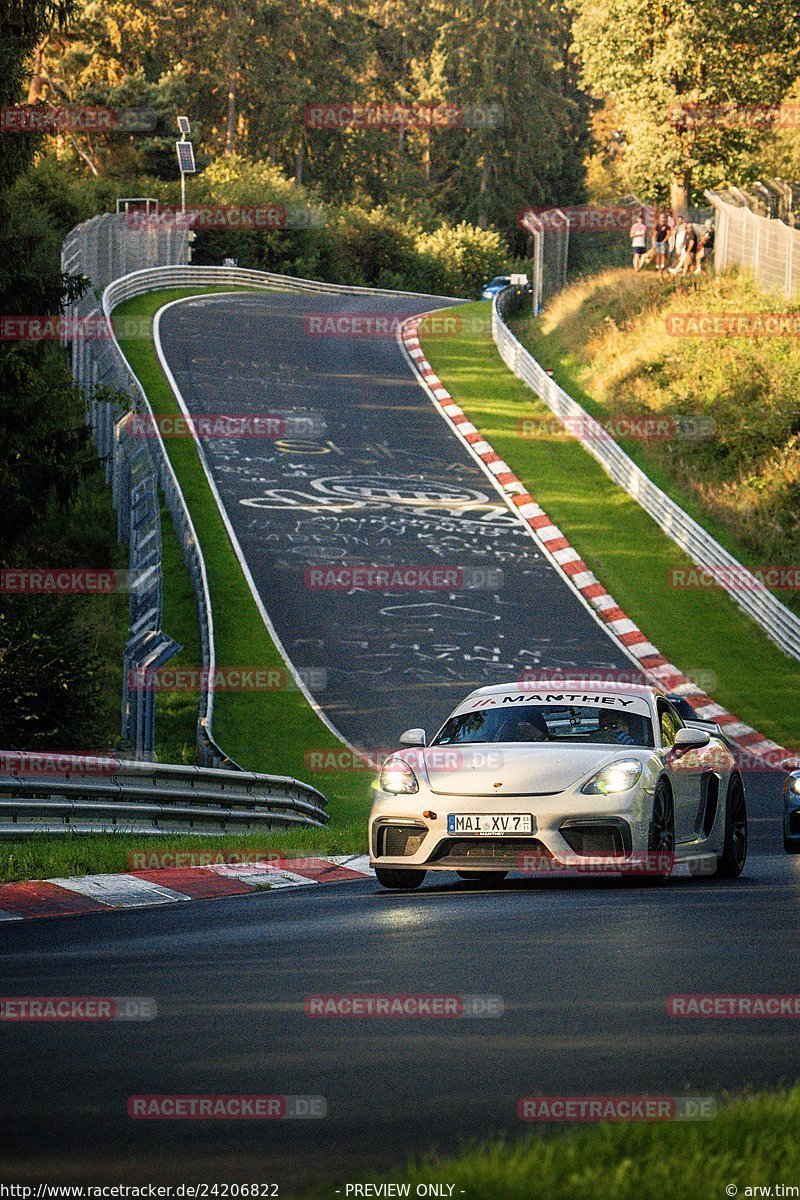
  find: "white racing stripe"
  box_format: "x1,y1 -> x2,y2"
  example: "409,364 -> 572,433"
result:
208,864 -> 316,889
48,874 -> 192,907
329,855 -> 374,875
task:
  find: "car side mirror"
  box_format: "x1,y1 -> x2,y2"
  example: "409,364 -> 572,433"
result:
673,727 -> 711,752
399,728 -> 426,748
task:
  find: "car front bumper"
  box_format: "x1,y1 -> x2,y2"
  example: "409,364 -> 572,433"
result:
369,786 -> 653,873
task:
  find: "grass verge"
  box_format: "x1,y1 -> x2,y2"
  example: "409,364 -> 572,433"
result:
115,287 -> 372,825
510,269 -> 800,618
369,1087 -> 800,1199
420,301 -> 800,749
0,826 -> 366,884
151,494 -> 204,764
0,286 -> 371,883
105,285 -> 367,844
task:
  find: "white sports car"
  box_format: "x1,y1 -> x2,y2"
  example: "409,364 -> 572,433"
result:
369,681 -> 747,889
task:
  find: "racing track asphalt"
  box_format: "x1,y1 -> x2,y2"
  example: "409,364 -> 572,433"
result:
155,289 -> 637,750
0,290 -> 793,1188
0,790 -> 794,1188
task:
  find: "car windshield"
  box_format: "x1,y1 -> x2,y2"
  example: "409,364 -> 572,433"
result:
433,704 -> 655,748
488,276 -> 509,287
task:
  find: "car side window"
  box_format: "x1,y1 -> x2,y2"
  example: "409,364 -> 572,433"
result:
657,700 -> 684,748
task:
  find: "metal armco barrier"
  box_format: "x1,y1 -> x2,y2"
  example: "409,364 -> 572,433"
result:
0,754 -> 328,835
492,288 -> 800,661
102,262 -> 458,305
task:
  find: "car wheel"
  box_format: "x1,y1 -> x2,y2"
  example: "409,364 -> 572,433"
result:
374,867 -> 427,890
644,779 -> 675,880
715,774 -> 748,878
456,871 -> 508,883
785,837 -> 800,855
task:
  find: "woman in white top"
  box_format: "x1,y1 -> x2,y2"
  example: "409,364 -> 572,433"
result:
629,210 -> 648,270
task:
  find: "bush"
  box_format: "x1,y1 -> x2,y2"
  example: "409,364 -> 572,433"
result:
0,595 -> 116,750
417,221 -> 507,296
177,155 -> 510,296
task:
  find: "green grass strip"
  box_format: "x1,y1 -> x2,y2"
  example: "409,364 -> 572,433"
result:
0,826 -> 367,883
420,301 -> 800,749
153,493 -> 204,764
374,1087 -> 800,1199
509,281 -> 800,621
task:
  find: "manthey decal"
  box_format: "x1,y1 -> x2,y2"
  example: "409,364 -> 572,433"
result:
463,693 -> 646,713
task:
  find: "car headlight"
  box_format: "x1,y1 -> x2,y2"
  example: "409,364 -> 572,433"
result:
379,758 -> 419,795
786,772 -> 800,797
581,759 -> 643,795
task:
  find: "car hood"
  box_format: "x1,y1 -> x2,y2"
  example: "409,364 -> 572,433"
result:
420,744 -> 635,796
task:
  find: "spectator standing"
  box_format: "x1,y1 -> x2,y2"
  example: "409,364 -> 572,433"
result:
681,223 -> 699,274
653,213 -> 670,275
695,222 -> 715,273
670,218 -> 687,271
629,209 -> 648,270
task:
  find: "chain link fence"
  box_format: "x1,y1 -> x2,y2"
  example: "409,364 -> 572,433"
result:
706,187 -> 800,297
519,209 -> 570,313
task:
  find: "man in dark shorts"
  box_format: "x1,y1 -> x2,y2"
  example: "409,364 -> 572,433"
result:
653,213 -> 670,275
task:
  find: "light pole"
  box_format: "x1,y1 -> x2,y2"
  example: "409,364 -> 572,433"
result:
176,116 -> 196,261
176,115 -> 195,217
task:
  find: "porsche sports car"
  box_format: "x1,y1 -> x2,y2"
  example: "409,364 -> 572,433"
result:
369,680 -> 748,889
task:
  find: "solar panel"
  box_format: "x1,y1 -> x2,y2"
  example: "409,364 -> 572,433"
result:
176,140 -> 196,173
177,115 -> 191,134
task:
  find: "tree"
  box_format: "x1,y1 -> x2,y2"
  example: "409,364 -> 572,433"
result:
571,0 -> 800,212
426,0 -> 590,232
0,0 -> 75,191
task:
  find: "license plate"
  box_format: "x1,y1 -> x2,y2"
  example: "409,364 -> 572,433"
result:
447,813 -> 533,836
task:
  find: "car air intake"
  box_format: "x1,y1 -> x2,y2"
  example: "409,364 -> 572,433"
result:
560,821 -> 631,857
377,823 -> 428,858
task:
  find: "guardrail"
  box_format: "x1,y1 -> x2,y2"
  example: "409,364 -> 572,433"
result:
0,753 -> 328,835
102,263 -> 459,305
492,288 -> 800,661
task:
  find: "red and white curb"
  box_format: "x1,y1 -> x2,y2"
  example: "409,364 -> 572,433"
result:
0,856 -> 373,922
401,317 -> 791,770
